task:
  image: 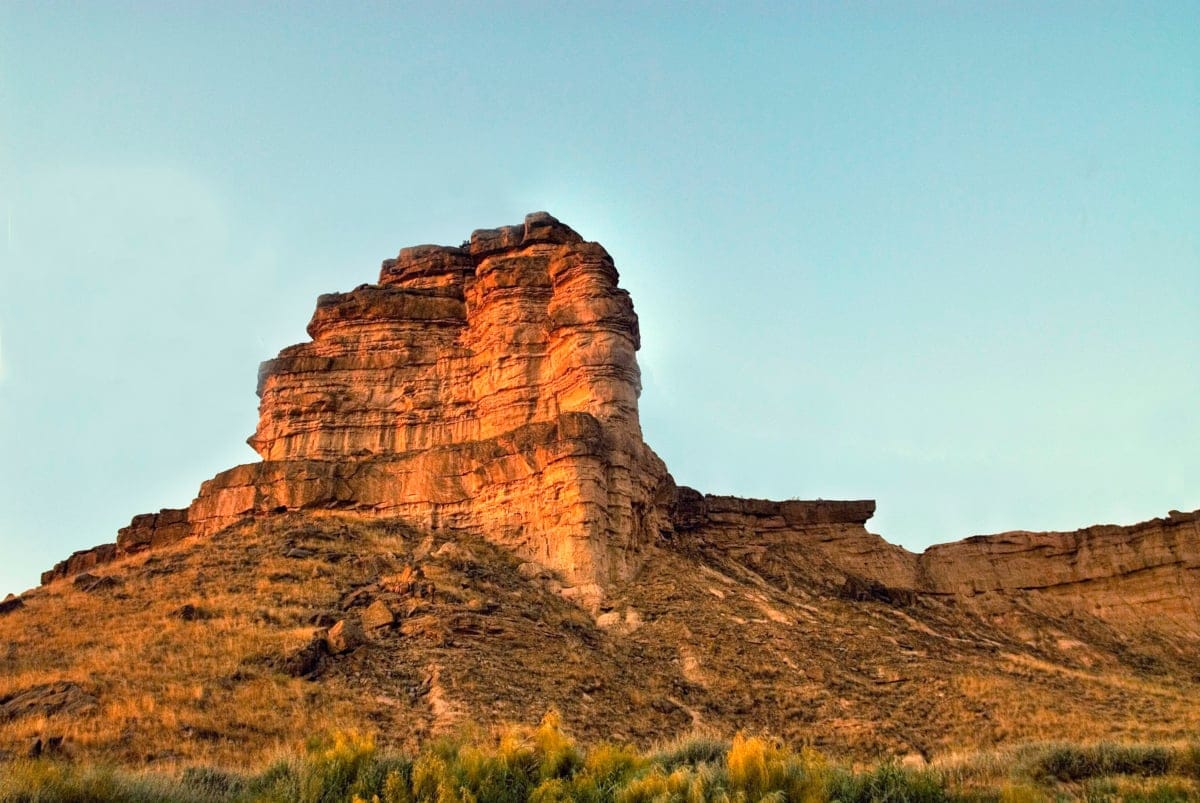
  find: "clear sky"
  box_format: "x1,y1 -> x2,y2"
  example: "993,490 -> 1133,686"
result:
1,4 -> 1197,595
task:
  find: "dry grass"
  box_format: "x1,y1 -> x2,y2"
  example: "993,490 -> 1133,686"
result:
0,517 -> 418,766
1,511 -> 1198,772
5,724 -> 1195,802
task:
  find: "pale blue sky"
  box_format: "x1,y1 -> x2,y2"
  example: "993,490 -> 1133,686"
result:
1,4 -> 1197,595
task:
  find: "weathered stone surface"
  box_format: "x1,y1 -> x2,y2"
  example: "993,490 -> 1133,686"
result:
919,510 -> 1200,635
326,618 -> 366,654
40,544 -> 118,585
40,509 -> 188,584
116,508 -> 189,555
192,212 -> 676,591
282,635 -> 328,679
35,212 -> 1199,641
671,487 -> 916,590
72,573 -> 121,593
362,599 -> 395,630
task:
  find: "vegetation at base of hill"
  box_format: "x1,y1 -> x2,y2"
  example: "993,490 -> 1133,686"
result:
1,714 -> 1198,802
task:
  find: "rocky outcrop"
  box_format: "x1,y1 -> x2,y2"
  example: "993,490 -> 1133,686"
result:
39,508 -> 188,585
116,508 -> 189,555
919,510 -> 1200,635
36,213 -> 1198,639
670,487 -> 917,588
40,544 -> 117,586
186,213 -> 675,592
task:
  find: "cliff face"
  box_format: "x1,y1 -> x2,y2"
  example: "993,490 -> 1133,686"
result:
186,213 -> 675,594
36,213 -> 1199,639
919,510 -> 1200,636
670,489 -> 915,589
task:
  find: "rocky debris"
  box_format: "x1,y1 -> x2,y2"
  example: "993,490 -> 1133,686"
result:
838,576 -> 916,607
595,611 -> 621,629
517,562 -> 547,581
400,614 -> 446,642
381,565 -> 420,594
309,611 -> 338,627
282,635 -> 328,679
340,586 -> 376,610
596,607 -> 643,635
464,598 -> 498,614
72,573 -> 121,593
0,595 -> 24,616
0,682 -> 98,722
433,542 -> 476,567
325,618 -> 366,654
362,599 -> 395,630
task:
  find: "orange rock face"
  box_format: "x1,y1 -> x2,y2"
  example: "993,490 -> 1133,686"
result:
38,212 -> 1199,638
919,510 -> 1200,636
191,213 -> 676,592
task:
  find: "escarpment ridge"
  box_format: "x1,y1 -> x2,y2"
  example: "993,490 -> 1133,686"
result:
38,213 -> 1198,635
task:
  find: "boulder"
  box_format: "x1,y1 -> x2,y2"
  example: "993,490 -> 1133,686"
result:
361,600 -> 395,630
325,618 -> 365,654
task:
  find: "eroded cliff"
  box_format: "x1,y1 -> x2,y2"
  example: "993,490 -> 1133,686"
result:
190,213 -> 680,595
37,213 -> 1198,638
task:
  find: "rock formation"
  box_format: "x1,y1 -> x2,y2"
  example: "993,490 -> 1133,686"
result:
918,509 -> 1200,635
37,213 -> 1199,636
186,212 -> 681,598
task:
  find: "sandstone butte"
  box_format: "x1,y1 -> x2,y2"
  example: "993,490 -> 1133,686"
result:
9,212 -> 1199,766
38,212 -> 1200,631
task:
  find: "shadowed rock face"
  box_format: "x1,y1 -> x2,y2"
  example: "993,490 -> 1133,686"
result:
36,213 -> 1199,639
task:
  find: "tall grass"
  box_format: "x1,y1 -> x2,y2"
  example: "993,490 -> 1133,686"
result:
1,720 -> 1197,802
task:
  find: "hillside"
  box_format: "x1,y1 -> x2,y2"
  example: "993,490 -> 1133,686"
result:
5,514 -> 1199,768
4,213 -> 1197,768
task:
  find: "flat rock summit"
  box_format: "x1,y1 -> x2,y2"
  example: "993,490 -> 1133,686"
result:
7,213 -> 1198,765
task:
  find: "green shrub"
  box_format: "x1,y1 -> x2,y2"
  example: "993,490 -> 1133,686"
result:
1121,781 -> 1197,803
5,731 -> 1194,803
650,736 -> 729,771
242,758 -> 301,801
1032,744 -> 1172,783
826,761 -> 949,803
179,765 -> 248,798
0,759 -> 204,803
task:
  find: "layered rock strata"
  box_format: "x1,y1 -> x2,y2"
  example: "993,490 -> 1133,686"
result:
39,508 -> 189,585
918,510 -> 1200,635
194,212 -> 677,591
36,213 -> 1199,638
670,488 -> 914,587
54,213 -> 680,593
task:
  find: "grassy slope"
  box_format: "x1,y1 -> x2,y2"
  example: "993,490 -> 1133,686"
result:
0,514 -> 1197,770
